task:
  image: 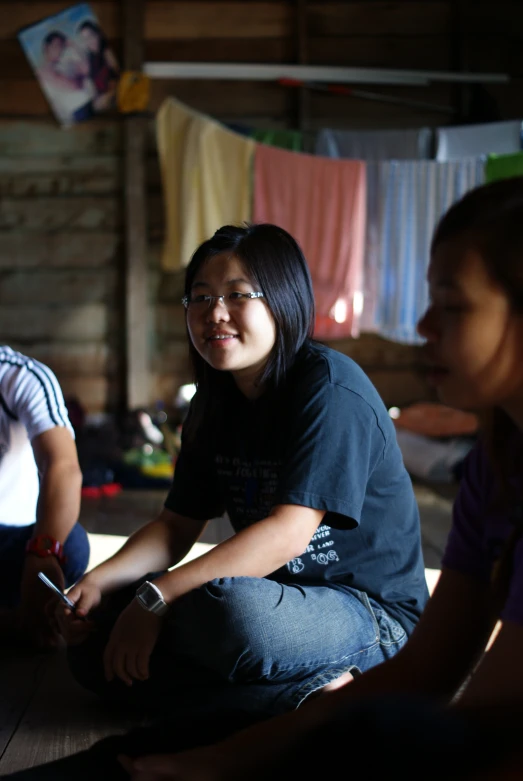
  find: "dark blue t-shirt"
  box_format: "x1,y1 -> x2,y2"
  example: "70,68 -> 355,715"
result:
165,341 -> 429,633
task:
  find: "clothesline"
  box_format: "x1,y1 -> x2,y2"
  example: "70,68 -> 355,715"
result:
230,119 -> 523,162
156,96 -> 523,345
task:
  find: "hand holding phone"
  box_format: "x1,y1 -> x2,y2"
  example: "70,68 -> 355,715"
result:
38,571 -> 86,620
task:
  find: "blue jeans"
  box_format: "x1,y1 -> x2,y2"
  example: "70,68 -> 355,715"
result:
0,523 -> 90,608
68,574 -> 407,719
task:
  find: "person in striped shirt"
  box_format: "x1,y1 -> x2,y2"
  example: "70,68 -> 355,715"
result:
0,346 -> 89,648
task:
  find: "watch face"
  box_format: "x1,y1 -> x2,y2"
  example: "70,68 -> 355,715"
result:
138,582 -> 160,609
136,582 -> 167,615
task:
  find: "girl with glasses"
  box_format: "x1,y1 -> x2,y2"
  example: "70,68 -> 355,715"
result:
48,223 -> 428,765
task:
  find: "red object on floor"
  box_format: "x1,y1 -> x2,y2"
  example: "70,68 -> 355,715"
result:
81,486 -> 101,498
81,483 -> 123,499
101,482 -> 123,496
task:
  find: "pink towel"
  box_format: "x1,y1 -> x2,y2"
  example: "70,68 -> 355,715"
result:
253,144 -> 366,339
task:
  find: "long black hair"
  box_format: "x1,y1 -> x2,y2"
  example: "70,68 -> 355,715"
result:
77,20 -> 107,54
182,223 -> 315,439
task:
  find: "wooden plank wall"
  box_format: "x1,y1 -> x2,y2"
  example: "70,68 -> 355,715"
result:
1,0 -> 522,413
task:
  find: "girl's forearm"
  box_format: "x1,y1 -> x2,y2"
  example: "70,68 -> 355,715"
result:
154,514 -> 305,603
83,518 -> 196,592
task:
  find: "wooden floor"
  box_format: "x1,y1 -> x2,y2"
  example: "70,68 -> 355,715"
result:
0,646 -> 138,776
0,481 -> 453,776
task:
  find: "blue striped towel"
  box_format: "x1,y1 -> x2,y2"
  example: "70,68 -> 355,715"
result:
360,158 -> 485,343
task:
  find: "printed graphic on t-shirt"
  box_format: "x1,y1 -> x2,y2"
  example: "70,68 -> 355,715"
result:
215,453 -> 340,574
215,453 -> 281,528
290,524 -> 340,573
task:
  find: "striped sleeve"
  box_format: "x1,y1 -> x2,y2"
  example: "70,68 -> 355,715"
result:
0,351 -> 73,441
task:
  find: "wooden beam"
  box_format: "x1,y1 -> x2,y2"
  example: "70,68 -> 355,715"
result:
0,305 -> 110,341
0,270 -> 116,305
0,2 -> 454,41
294,0 -> 309,131
449,0 -> 468,123
2,2 -> 522,43
0,234 -> 118,268
123,0 -> 149,410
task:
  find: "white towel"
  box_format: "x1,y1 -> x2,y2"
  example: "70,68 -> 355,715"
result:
316,127 -> 433,161
436,120 -> 522,161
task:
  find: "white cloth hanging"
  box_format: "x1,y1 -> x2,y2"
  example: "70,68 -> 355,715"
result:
316,127 -> 433,161
435,120 -> 522,161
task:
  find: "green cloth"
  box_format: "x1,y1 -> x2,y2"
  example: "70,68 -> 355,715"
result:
251,129 -> 303,152
485,152 -> 523,183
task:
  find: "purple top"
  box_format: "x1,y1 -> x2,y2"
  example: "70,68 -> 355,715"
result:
442,436 -> 523,626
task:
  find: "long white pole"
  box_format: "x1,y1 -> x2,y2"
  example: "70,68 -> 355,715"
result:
143,63 -> 509,86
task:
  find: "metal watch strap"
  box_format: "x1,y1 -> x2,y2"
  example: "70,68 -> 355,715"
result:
135,580 -> 169,617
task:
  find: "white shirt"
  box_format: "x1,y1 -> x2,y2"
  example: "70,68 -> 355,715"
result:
36,68 -> 95,126
0,346 -> 74,526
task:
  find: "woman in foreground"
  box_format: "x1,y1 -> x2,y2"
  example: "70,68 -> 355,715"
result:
55,224 -> 426,722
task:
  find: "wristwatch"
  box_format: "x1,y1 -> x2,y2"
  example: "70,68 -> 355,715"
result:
25,534 -> 66,566
135,580 -> 169,617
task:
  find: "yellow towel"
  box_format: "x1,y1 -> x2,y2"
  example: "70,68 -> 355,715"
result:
156,97 -> 255,271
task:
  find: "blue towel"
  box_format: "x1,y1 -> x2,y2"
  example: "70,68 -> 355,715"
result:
360,158 -> 485,344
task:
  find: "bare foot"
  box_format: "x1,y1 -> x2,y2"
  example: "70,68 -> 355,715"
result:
302,669 -> 356,706
320,669 -> 355,693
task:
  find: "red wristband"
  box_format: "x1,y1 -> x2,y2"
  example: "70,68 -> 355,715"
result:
25,534 -> 67,566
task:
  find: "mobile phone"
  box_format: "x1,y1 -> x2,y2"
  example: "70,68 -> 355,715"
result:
37,571 -> 83,617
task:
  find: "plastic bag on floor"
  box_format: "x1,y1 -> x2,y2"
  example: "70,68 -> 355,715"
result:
395,429 -> 475,483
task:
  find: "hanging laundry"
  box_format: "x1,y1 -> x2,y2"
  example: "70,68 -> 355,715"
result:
253,144 -> 366,339
224,122 -> 252,137
317,125 -> 432,341
362,158 -> 485,344
225,124 -> 303,151
315,127 -> 433,160
156,97 -> 255,271
251,128 -> 303,152
485,151 -> 523,182
435,120 -> 523,161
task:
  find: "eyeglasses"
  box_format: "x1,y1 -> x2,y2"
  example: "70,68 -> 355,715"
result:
181,291 -> 265,311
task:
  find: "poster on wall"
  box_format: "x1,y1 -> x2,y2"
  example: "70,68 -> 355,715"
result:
17,2 -> 120,127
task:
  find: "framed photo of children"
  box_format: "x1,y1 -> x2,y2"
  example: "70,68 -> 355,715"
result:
17,3 -> 120,127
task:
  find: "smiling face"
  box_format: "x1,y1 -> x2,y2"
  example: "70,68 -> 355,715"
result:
186,252 -> 277,398
417,237 -> 523,417
80,26 -> 100,53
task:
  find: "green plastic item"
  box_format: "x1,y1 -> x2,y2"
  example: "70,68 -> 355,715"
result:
251,128 -> 303,152
485,152 -> 523,183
